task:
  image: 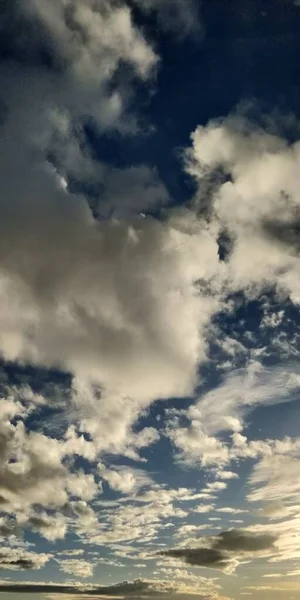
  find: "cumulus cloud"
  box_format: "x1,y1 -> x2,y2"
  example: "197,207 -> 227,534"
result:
0,547 -> 49,571
8,0 -> 157,81
0,2 -> 222,448
166,362 -> 300,467
0,9 -> 223,498
98,463 -> 154,494
0,397 -> 97,509
0,94 -> 222,466
186,113 -> 300,302
0,395 -> 102,541
25,513 -> 68,541
58,558 -> 94,578
1,2 -> 158,142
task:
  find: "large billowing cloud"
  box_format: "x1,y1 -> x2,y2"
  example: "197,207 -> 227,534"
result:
0,0 -> 221,504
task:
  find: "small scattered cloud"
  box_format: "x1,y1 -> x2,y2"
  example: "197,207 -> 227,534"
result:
58,558 -> 94,579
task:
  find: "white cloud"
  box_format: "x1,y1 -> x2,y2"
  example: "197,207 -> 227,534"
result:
24,513 -> 68,541
216,470 -> 239,480
248,454 -> 300,505
58,558 -> 94,578
186,114 -> 300,303
0,395 -> 101,540
57,549 -> 84,557
193,504 -> 215,514
166,362 -> 300,467
97,463 -> 153,494
215,507 -> 246,515
19,0 -> 157,83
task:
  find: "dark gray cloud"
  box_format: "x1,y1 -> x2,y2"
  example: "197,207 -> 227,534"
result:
0,548 -> 49,571
215,529 -> 277,552
262,217 -> 300,252
159,529 -> 277,571
160,547 -> 229,569
132,0 -> 203,38
0,578 -> 209,598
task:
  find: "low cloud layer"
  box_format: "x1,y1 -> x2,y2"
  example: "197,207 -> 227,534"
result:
0,578 -> 218,599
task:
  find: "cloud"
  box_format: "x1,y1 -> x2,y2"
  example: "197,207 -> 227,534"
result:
58,558 -> 94,578
248,453 -> 300,505
132,0 -> 202,38
215,471 -> 239,481
0,22 -> 223,479
2,3 -> 300,591
0,193 -> 219,401
25,513 -> 67,541
215,508 -> 246,515
57,550 -> 85,557
0,577 -> 225,598
159,529 -> 277,573
0,89 -> 222,466
90,165 -> 171,218
0,397 -> 98,517
97,463 -> 154,494
166,362 -> 300,467
186,113 -> 300,303
0,1 -> 224,446
1,1 -> 157,138
84,494 -> 187,546
0,548 -> 49,571
9,0 -> 157,82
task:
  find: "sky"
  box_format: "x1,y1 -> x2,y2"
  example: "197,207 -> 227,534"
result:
1,1 -> 300,599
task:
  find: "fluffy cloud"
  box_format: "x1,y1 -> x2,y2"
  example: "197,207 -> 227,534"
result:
25,513 -> 68,541
0,196 -> 219,399
0,395 -> 101,541
166,362 -> 300,467
0,547 -> 49,571
9,0 -> 157,82
98,463 -> 154,494
0,29 -> 222,471
0,401 -> 96,510
186,114 -> 300,302
58,558 -> 94,578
